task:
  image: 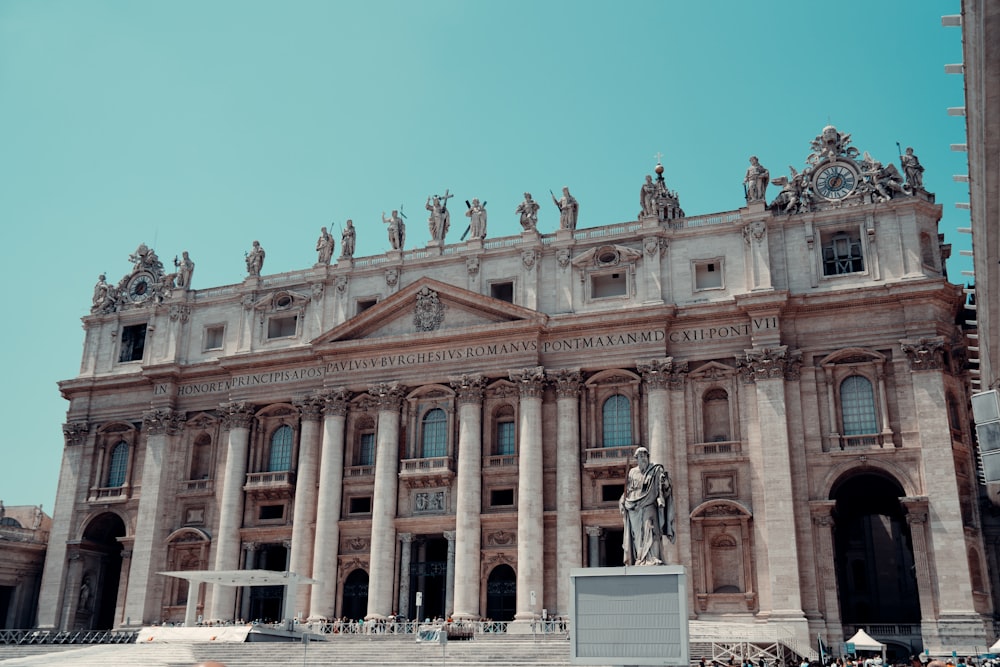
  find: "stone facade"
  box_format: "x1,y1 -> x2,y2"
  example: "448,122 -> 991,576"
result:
39,128 -> 993,655
0,504 -> 50,629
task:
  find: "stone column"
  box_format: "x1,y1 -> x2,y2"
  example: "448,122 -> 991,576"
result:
287,396 -> 324,619
444,530 -> 456,617
550,369 -> 582,615
239,543 -> 257,622
901,497 -> 938,635
398,533 -> 413,619
449,374 -> 485,620
124,408 -> 185,625
114,546 -> 132,628
366,382 -> 406,619
586,527 -> 602,568
509,367 -> 545,626
37,422 -> 89,629
210,402 -> 255,621
901,338 -> 981,648
809,501 -> 844,645
309,389 -> 350,621
738,347 -> 806,638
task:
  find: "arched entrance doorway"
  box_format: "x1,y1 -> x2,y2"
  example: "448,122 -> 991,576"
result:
342,569 -> 369,621
832,472 -> 920,625
408,536 -> 447,621
79,512 -> 126,630
248,543 -> 287,623
485,564 -> 516,622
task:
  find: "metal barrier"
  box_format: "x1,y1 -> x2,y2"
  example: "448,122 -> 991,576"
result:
0,629 -> 138,645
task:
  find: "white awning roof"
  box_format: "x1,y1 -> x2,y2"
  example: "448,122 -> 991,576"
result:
846,629 -> 886,651
158,569 -> 319,586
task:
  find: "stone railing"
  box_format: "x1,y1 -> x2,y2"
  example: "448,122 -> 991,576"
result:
344,465 -> 374,478
399,456 -> 455,474
691,441 -> 743,456
180,478 -> 214,494
838,433 -> 884,449
244,471 -> 295,488
583,445 -> 634,466
485,454 -> 518,468
88,485 -> 130,502
0,525 -> 48,544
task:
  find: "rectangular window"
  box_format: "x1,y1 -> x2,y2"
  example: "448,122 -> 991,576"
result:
349,496 -> 372,514
258,504 -> 284,520
496,421 -> 515,456
204,325 -> 224,350
591,272 -> 628,298
356,298 -> 377,315
119,324 -> 147,362
694,261 -> 723,290
602,483 -> 625,502
490,488 -> 515,507
359,433 -> 375,466
267,315 -> 297,339
822,231 -> 864,276
490,281 -> 514,303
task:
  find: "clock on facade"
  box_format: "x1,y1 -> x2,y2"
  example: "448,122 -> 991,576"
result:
814,161 -> 858,200
126,272 -> 154,302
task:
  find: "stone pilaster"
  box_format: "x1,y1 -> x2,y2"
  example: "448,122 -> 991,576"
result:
449,374 -> 486,620
124,408 -> 184,625
901,497 -> 938,642
550,368 -> 582,616
398,533 -> 413,619
287,395 -> 324,618
509,367 -> 545,626
642,236 -> 666,303
37,422 -> 90,629
742,219 -> 772,290
309,389 -> 350,621
736,346 -> 807,640
444,530 -> 456,617
366,382 -> 406,619
210,402 -> 255,620
809,501 -> 843,645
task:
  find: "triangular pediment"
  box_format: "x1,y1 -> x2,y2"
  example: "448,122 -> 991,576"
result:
312,277 -> 547,346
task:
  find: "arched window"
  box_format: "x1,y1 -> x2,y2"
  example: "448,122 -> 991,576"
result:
107,441 -> 128,487
268,425 -> 293,472
841,376 -> 877,435
422,408 -> 447,458
602,394 -> 632,447
494,404 -> 516,456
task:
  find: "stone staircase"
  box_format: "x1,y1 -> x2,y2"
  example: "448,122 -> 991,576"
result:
0,635 -> 582,667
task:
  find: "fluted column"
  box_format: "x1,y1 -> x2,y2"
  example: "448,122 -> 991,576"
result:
398,533 -> 413,619
210,402 -> 255,620
550,369 -> 582,616
124,408 -> 185,625
901,497 -> 937,624
449,374 -> 486,620
287,396 -> 324,618
738,347 -> 805,631
309,389 -> 350,621
444,530 -> 456,617
366,382 -> 406,619
510,367 -> 545,624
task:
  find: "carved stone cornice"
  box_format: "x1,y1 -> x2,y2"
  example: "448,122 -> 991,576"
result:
900,337 -> 946,371
637,357 -> 688,391
509,366 -> 545,398
548,368 -> 582,399
737,345 -> 802,383
62,421 -> 90,447
294,396 -> 325,422
222,402 -> 255,430
142,408 -> 186,436
369,382 -> 407,412
450,374 -> 486,405
809,500 -> 837,527
322,388 -> 351,417
901,496 -> 930,525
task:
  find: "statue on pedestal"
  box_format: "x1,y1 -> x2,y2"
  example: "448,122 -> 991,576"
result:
515,193 -> 539,231
620,446 -> 675,566
316,227 -> 335,265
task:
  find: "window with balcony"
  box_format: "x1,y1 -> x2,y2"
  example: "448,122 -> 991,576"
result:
421,408 -> 447,458
840,376 -> 877,436
359,432 -> 375,467
107,441 -> 128,487
602,394 -> 632,447
267,425 -> 293,472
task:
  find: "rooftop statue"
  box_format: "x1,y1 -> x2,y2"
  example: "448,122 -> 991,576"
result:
382,209 -> 406,250
465,198 -> 488,239
899,146 -> 924,191
515,193 -> 539,231
426,190 -> 453,242
340,219 -> 356,259
551,186 -> 579,230
245,240 -> 265,277
174,251 -> 195,289
744,156 -> 770,204
316,227 -> 335,265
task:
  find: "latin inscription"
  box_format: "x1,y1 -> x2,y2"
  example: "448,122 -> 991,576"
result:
668,316 -> 777,343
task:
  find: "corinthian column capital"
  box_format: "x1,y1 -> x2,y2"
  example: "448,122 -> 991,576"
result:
548,368 -> 582,399
509,366 -> 546,399
450,374 -> 487,405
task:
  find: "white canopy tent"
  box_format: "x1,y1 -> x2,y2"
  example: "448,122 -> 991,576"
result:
846,629 -> 887,661
989,637 -> 1000,652
158,569 -> 318,627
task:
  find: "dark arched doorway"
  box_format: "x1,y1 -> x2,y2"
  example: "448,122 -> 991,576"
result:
80,512 -> 126,630
832,472 -> 920,625
485,564 -> 516,622
408,536 -> 447,621
248,543 -> 287,623
342,569 -> 368,621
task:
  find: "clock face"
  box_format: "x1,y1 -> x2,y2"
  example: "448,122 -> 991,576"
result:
126,273 -> 154,302
814,161 -> 858,200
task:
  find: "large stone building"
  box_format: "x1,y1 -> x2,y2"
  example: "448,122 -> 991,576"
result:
0,503 -> 50,629
37,127 -> 993,655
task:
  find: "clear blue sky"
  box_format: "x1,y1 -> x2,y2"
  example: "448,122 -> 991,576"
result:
0,1 -> 969,508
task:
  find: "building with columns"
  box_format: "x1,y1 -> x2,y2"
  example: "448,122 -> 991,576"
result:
38,127 -> 994,655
